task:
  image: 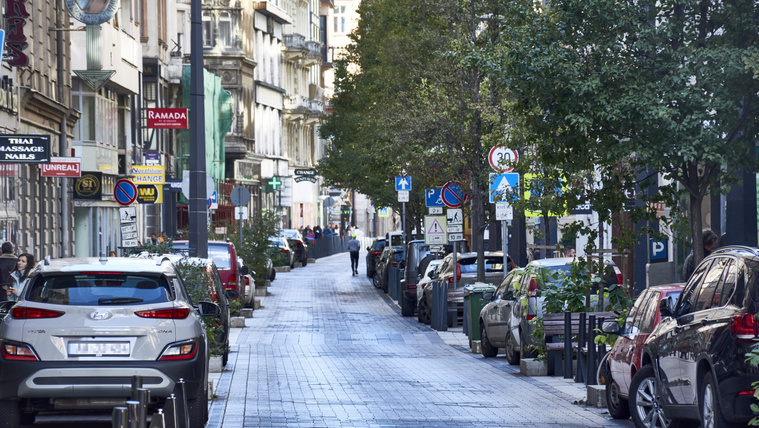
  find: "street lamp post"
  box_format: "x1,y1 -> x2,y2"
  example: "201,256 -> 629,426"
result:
189,0 -> 207,258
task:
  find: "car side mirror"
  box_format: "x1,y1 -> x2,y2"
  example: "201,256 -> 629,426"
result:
503,291 -> 514,300
197,301 -> 221,317
482,291 -> 494,301
225,289 -> 240,300
239,266 -> 250,275
601,320 -> 620,335
659,298 -> 674,318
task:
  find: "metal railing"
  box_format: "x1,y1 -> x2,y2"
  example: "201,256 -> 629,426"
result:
111,375 -> 189,428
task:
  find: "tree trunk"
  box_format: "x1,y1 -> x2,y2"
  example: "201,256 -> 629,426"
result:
471,186 -> 486,282
690,192 -> 705,267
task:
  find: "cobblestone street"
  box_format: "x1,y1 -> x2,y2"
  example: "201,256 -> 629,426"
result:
207,253 -> 634,428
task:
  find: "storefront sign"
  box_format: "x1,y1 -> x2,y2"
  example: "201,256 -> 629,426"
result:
294,168 -> 317,183
146,108 -> 189,129
0,135 -> 50,163
130,165 -> 165,184
41,157 -> 82,177
137,184 -> 162,204
74,172 -> 102,200
4,0 -> 29,67
64,0 -> 120,25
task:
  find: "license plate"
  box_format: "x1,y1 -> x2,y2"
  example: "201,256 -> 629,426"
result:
67,341 -> 130,357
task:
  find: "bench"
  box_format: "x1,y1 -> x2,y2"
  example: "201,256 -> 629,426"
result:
543,311 -> 617,378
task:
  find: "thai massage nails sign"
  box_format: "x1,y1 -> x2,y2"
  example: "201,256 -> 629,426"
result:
0,135 -> 50,163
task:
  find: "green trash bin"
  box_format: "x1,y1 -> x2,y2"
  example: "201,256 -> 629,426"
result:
463,282 -> 497,341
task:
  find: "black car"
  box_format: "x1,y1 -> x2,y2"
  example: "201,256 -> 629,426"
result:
279,229 -> 308,266
365,238 -> 386,278
399,240 -> 431,317
631,246 -> 759,428
373,245 -> 404,293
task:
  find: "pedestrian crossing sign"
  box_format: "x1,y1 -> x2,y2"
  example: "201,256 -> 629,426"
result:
378,207 -> 389,217
424,215 -> 447,245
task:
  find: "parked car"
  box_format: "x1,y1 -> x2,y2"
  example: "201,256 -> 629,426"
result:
420,251 -> 513,328
373,245 -> 404,293
279,229 -> 308,266
170,241 -> 248,302
236,257 -> 257,308
631,246 -> 759,428
400,240 -> 431,317
174,256 -> 237,367
269,236 -> 295,269
478,257 -> 621,364
416,259 -> 443,324
600,283 -> 684,420
0,256 -> 220,427
365,237 -> 386,278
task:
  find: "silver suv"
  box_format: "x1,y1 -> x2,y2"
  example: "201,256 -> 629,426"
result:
0,256 -> 220,427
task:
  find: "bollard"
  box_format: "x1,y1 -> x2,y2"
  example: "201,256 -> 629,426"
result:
388,267 -> 398,300
587,315 -> 597,386
137,388 -> 150,428
131,375 -> 143,400
149,409 -> 166,428
127,400 -> 140,428
163,394 -> 178,428
176,378 -> 190,428
112,406 -> 128,428
575,312 -> 586,383
563,311 -> 573,379
431,282 -> 448,331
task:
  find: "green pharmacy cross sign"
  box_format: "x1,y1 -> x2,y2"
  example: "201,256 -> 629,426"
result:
263,176 -> 283,193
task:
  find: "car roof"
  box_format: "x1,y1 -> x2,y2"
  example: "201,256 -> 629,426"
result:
647,283 -> 685,293
528,257 -> 575,267
35,257 -> 177,275
170,240 -> 232,246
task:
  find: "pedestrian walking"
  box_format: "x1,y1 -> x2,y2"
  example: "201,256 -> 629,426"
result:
8,253 -> 34,302
347,233 -> 361,276
0,242 -> 17,302
149,233 -> 158,245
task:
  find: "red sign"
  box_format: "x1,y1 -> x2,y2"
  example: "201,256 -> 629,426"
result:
114,179 -> 138,206
147,108 -> 189,129
488,146 -> 519,172
441,181 -> 467,208
4,0 -> 30,67
41,157 -> 82,177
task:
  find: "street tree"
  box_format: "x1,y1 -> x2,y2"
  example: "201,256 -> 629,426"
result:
488,0 -> 759,267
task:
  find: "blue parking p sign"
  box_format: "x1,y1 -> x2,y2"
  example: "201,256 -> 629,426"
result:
650,238 -> 668,263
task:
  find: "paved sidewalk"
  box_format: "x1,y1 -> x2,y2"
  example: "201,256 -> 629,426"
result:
207,253 -> 632,427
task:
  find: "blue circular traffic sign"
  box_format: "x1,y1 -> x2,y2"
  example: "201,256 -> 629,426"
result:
114,179 -> 138,206
441,181 -> 466,208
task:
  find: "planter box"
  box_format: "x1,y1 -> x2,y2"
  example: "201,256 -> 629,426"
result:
209,356 -> 223,373
520,358 -> 548,376
274,266 -> 290,272
231,316 -> 245,328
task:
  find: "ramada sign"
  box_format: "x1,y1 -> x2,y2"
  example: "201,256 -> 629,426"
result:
147,108 -> 189,129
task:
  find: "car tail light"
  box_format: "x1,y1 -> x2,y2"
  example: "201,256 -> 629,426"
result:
526,314 -> 536,320
613,265 -> 623,285
11,307 -> 65,319
1,341 -> 38,361
731,313 -> 759,340
135,308 -> 190,319
446,264 -> 462,284
528,278 -> 538,297
159,340 -> 198,361
371,250 -> 382,256
281,249 -> 289,254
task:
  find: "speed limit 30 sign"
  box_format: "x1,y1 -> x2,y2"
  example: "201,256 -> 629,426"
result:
488,146 -> 519,172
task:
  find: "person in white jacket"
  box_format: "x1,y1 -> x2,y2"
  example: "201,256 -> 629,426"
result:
8,253 -> 34,302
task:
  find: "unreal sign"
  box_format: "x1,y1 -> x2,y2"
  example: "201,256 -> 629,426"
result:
0,135 -> 50,163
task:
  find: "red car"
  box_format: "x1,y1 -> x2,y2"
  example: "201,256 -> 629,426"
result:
170,241 -> 248,302
601,283 -> 684,420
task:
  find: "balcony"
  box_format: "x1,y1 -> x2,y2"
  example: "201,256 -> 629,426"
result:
283,34 -> 307,61
303,41 -> 322,67
284,95 -> 323,117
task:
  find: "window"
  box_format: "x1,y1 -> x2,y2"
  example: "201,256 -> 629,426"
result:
676,259 -> 712,315
219,12 -> 231,46
693,258 -> 728,312
333,6 -> 346,34
203,11 -> 213,47
27,274 -> 172,306
635,291 -> 660,334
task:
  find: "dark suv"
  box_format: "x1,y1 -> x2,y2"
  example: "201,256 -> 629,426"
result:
365,238 -> 386,278
631,246 -> 759,428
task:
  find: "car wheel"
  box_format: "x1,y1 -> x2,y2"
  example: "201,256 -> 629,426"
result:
373,274 -> 381,288
480,324 -> 498,358
504,331 -> 520,365
401,295 -> 414,317
222,343 -> 229,367
520,329 -> 536,359
269,269 -> 276,281
606,369 -> 630,419
418,299 -> 430,324
187,379 -> 208,428
301,257 -> 308,267
629,365 -> 670,428
0,400 -> 21,428
700,371 -> 736,428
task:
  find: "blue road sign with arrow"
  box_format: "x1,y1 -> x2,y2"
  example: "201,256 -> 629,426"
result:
489,173 -> 519,203
395,176 -> 412,191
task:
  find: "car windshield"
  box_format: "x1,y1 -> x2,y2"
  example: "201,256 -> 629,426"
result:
26,274 -> 173,306
172,242 -> 232,269
280,230 -> 299,239
459,257 -> 504,274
